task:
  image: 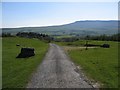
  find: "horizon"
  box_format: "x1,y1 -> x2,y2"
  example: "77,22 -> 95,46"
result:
2,20 -> 118,28
2,2 -> 118,28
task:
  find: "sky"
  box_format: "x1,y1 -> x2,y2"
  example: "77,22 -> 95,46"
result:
2,1 -> 119,28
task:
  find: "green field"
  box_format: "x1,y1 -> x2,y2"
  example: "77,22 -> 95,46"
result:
54,35 -> 74,39
2,37 -> 49,88
55,40 -> 119,88
0,38 -> 2,89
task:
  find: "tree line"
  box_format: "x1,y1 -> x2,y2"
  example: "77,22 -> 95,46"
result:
2,33 -> 14,37
2,32 -> 120,42
2,32 -> 53,43
84,33 -> 120,41
16,32 -> 54,42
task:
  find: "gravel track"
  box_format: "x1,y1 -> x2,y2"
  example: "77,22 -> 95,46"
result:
27,43 -> 94,88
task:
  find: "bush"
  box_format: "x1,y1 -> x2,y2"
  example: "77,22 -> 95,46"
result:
2,33 -> 14,37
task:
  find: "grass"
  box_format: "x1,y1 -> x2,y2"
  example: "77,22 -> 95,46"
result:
0,38 -> 2,89
54,40 -> 114,46
54,35 -> 74,39
56,40 -> 119,88
54,40 -> 88,46
2,37 -> 49,88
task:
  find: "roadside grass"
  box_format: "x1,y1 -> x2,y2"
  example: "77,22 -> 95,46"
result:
54,35 -> 74,39
54,40 -> 88,46
0,38 -> 2,89
56,40 -> 119,88
54,40 -> 115,46
2,37 -> 49,88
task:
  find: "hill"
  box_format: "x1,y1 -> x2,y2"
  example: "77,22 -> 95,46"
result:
2,20 -> 118,36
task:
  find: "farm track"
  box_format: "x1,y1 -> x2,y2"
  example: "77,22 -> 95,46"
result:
27,43 -> 94,88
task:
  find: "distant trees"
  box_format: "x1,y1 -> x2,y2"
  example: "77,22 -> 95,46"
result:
16,32 -> 53,42
54,37 -> 79,42
2,33 -> 14,37
84,34 -> 120,41
1,32 -> 54,42
2,32 -> 120,42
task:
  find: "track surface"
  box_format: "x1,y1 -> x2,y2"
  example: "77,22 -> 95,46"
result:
27,43 -> 93,88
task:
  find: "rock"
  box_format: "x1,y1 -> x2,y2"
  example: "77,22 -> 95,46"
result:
101,44 -> 110,48
16,48 -> 35,58
16,44 -> 20,46
92,82 -> 100,88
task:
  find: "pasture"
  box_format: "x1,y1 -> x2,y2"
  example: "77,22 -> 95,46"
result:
56,40 -> 119,88
2,37 -> 48,88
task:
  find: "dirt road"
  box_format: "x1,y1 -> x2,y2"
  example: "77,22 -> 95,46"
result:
27,43 -> 93,88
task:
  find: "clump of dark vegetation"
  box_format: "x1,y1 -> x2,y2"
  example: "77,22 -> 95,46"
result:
84,43 -> 110,48
53,33 -> 120,42
2,32 -> 120,42
54,37 -> 79,42
2,33 -> 14,37
84,33 -> 120,41
16,32 -> 54,43
2,32 -> 54,43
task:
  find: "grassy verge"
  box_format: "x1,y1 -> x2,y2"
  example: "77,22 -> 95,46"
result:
2,37 -> 49,88
56,40 -> 119,88
54,35 -> 74,38
0,38 -> 2,89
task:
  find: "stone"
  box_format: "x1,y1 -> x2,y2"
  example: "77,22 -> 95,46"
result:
16,44 -> 20,46
101,44 -> 110,48
16,48 -> 35,58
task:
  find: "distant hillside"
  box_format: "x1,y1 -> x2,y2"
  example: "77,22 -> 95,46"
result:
2,20 -> 118,36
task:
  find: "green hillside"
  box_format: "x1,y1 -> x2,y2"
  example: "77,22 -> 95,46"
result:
2,37 -> 48,88
56,40 -> 119,88
2,20 -> 118,36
